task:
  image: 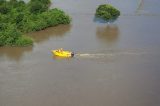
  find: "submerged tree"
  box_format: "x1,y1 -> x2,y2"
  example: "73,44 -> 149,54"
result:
96,4 -> 120,20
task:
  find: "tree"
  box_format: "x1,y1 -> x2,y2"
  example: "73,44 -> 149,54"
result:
96,4 -> 120,20
29,1 -> 48,14
0,3 -> 10,14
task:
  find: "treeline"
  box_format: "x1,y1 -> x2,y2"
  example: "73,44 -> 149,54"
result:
0,0 -> 71,46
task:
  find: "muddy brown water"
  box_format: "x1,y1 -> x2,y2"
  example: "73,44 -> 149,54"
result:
0,0 -> 160,106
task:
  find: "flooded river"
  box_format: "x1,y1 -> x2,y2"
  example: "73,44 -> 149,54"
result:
0,0 -> 160,106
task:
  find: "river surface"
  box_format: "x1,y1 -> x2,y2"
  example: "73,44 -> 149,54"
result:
0,0 -> 160,106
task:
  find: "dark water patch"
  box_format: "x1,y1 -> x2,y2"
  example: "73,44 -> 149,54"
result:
28,25 -> 71,44
96,25 -> 119,44
0,46 -> 33,61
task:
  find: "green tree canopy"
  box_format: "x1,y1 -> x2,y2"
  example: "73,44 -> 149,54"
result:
0,0 -> 71,46
96,4 -> 120,20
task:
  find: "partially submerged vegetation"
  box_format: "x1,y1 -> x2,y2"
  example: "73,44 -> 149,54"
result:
96,4 -> 120,20
0,0 -> 71,46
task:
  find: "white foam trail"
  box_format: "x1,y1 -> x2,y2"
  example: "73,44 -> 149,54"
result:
75,53 -> 114,58
75,51 -> 145,58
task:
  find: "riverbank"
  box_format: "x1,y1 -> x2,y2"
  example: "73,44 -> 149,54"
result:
0,0 -> 71,46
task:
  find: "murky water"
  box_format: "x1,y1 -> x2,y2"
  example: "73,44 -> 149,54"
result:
0,0 -> 160,106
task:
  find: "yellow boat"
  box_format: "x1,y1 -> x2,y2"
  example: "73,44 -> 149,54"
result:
51,49 -> 74,58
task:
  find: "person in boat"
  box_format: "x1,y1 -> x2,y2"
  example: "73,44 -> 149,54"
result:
58,48 -> 63,52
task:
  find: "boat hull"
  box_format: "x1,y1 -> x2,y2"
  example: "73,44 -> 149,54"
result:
51,50 -> 74,58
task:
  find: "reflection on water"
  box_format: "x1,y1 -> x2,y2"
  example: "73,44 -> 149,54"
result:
94,16 -> 119,23
52,55 -> 73,60
0,46 -> 33,61
96,25 -> 119,44
29,25 -> 71,43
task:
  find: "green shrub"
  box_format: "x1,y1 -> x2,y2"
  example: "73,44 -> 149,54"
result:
0,0 -> 6,4
0,23 -> 33,46
96,4 -> 120,20
0,23 -> 21,46
0,0 -> 71,46
30,0 -> 51,5
15,36 -> 33,46
0,3 -> 11,14
15,13 -> 25,24
19,8 -> 71,33
40,9 -> 71,27
29,1 -> 48,14
8,0 -> 18,8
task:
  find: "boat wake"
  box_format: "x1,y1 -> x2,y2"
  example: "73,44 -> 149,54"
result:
75,53 -> 114,58
75,51 -> 145,58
